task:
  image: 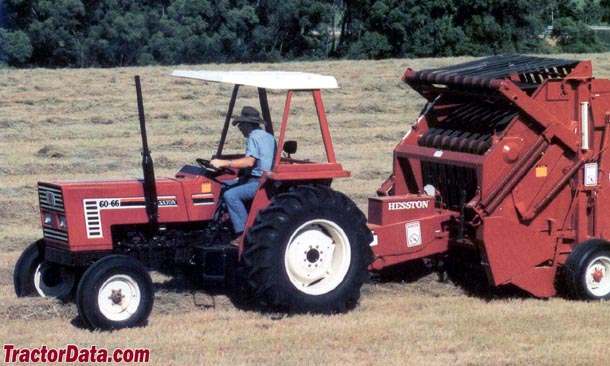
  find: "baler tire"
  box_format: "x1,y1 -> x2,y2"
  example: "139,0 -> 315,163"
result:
14,240 -> 44,297
76,255 -> 154,330
241,185 -> 373,314
564,239 -> 610,300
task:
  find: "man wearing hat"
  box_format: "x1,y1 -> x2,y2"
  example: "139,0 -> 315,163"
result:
211,106 -> 276,243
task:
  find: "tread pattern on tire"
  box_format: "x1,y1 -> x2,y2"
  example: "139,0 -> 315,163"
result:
564,239 -> 610,300
242,185 -> 373,314
13,240 -> 44,297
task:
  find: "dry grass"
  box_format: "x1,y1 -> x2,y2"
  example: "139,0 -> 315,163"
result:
2,54 -> 610,365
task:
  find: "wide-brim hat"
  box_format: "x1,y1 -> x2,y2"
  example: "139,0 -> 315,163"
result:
232,106 -> 267,126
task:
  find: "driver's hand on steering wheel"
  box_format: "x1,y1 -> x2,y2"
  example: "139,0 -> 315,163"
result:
210,158 -> 227,169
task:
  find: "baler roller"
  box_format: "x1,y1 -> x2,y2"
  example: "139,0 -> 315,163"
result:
419,128 -> 490,154
418,102 -> 518,155
404,54 -> 580,93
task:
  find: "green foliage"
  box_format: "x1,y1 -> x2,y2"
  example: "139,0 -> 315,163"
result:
347,31 -> 392,59
1,0 -> 609,67
252,0 -> 335,61
85,1 -> 153,66
338,0 -> 548,58
455,0 -> 547,55
155,0 -> 218,64
27,0 -> 86,66
402,1 -> 467,57
0,28 -> 33,65
602,0 -> 610,23
553,17 -> 607,52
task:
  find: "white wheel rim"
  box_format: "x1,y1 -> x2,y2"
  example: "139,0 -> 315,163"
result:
586,255 -> 610,297
34,262 -> 75,298
97,274 -> 141,321
284,219 -> 351,296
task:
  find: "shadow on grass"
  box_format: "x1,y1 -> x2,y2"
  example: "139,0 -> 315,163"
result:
70,315 -> 89,330
151,269 -> 261,314
370,255 -> 535,302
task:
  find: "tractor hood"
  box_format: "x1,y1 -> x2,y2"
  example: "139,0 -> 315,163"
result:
38,166 -> 221,251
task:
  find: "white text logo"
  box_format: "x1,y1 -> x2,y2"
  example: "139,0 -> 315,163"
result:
388,200 -> 430,211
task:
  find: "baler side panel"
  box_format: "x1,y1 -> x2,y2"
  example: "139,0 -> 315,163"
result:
479,216 -> 557,290
474,76 -> 589,295
508,145 -> 576,220
589,79 -> 610,240
368,195 -> 453,270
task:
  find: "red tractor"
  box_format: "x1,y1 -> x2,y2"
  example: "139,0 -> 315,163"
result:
14,71 -> 373,330
16,55 -> 610,330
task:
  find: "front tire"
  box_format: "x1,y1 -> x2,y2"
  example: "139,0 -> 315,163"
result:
242,185 -> 373,313
14,240 -> 76,299
564,239 -> 610,300
34,261 -> 76,298
76,255 -> 154,330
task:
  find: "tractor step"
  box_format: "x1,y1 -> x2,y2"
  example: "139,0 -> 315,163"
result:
195,244 -> 238,285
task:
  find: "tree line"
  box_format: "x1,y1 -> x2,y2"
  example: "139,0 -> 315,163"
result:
1,0 -> 609,68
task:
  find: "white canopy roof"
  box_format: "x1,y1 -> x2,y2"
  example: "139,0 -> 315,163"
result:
171,70 -> 338,90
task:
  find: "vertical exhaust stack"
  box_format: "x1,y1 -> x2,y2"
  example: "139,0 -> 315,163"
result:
135,75 -> 159,225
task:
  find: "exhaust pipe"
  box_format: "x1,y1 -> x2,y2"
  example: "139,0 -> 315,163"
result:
135,75 -> 159,225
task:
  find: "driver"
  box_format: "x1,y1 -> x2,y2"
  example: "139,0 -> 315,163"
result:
210,106 -> 276,244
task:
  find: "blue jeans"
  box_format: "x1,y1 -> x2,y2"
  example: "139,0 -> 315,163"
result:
223,178 -> 260,234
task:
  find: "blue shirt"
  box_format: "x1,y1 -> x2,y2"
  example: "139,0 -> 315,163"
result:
245,129 -> 276,177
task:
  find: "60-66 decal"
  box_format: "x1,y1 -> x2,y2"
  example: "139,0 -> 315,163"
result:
84,196 -> 178,238
98,199 -> 121,208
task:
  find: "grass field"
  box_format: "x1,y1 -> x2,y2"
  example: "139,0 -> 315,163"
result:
2,54 -> 610,365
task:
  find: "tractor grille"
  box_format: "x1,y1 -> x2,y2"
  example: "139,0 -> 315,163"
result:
421,161 -> 478,211
418,101 -> 518,155
38,184 -> 65,212
43,228 -> 69,242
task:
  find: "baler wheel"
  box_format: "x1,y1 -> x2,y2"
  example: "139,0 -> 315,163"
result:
242,185 -> 373,313
565,239 -> 610,300
76,255 -> 154,330
14,240 -> 76,299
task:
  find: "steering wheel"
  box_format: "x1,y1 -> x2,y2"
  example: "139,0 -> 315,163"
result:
196,158 -> 220,174
196,158 -> 231,175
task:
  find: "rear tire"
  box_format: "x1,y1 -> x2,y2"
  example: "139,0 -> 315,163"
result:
564,239 -> 610,300
76,255 -> 154,330
242,185 -> 373,313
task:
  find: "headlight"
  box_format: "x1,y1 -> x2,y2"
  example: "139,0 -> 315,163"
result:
43,213 -> 52,225
58,215 -> 67,229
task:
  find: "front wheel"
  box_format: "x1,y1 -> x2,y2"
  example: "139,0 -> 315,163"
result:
76,255 -> 154,330
34,261 -> 76,298
242,185 -> 373,313
564,239 -> 610,300
14,240 -> 76,299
